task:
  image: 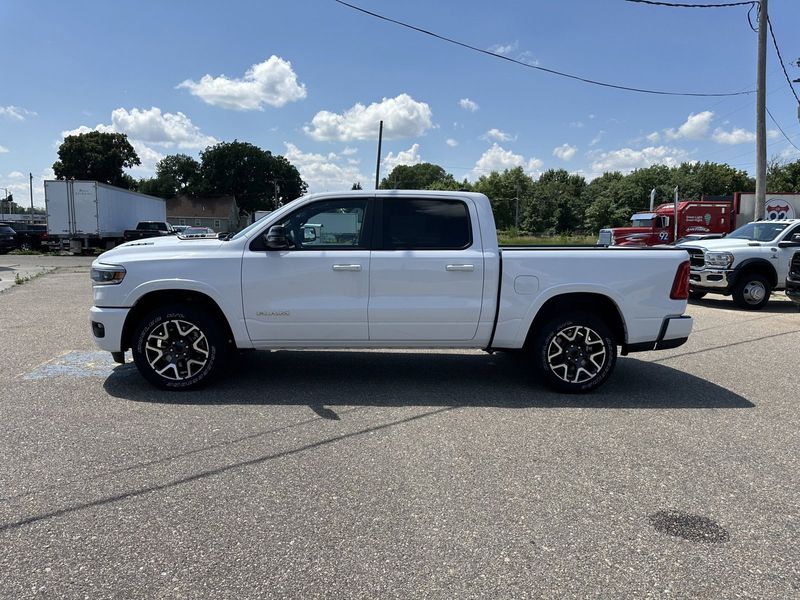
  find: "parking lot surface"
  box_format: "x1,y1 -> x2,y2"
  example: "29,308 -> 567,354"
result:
1,259 -> 798,598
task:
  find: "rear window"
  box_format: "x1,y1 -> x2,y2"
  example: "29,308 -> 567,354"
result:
380,198 -> 471,250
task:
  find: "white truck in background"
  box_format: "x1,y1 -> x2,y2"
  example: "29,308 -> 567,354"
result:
45,180 -> 166,252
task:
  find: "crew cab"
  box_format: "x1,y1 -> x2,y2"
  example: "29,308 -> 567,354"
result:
122,221 -> 175,242
89,191 -> 693,393
678,219 -> 800,309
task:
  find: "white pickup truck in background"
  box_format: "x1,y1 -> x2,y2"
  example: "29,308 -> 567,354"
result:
678,219 -> 800,310
89,191 -> 693,393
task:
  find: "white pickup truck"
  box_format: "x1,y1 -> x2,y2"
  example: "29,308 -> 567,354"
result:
90,191 -> 693,393
678,218 -> 800,310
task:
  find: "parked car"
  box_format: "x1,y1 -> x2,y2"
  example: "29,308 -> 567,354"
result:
180,226 -> 216,238
10,223 -> 48,250
786,250 -> 800,306
172,225 -> 190,234
677,219 -> 800,309
123,221 -> 176,242
0,223 -> 17,254
90,191 -> 694,393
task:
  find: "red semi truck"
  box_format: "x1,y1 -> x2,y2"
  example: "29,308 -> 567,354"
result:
598,192 -> 800,247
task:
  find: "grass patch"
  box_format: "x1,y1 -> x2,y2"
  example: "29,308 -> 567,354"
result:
498,232 -> 597,246
8,248 -> 44,255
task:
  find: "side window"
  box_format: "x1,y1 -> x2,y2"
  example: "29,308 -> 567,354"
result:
276,198 -> 368,249
785,225 -> 800,242
380,198 -> 471,250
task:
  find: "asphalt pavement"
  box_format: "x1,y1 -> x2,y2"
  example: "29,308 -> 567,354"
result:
1,259 -> 798,599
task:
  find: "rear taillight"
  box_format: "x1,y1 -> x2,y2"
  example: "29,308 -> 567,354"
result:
670,260 -> 690,300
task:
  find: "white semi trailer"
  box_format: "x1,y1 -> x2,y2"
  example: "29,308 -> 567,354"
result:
45,180 -> 166,252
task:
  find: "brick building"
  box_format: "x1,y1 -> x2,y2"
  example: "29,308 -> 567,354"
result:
166,195 -> 240,233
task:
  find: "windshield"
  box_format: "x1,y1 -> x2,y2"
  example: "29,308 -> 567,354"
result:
727,221 -> 789,242
231,218 -> 268,241
630,218 -> 654,228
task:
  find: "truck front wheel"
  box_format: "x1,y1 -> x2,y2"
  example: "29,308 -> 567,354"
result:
131,304 -> 226,390
532,313 -> 617,394
732,273 -> 771,310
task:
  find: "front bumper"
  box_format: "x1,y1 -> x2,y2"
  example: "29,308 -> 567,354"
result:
786,277 -> 800,305
689,267 -> 733,292
624,315 -> 693,353
89,306 -> 129,353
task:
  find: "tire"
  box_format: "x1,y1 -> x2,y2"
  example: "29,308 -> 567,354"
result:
732,273 -> 771,310
531,312 -> 617,394
688,291 -> 707,300
131,304 -> 227,390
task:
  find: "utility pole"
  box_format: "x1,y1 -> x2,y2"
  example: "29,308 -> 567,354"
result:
755,0 -> 768,219
29,172 -> 34,219
374,120 -> 383,190
514,183 -> 521,230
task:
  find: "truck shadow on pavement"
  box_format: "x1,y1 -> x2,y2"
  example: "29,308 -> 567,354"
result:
103,351 -> 753,410
689,297 -> 799,313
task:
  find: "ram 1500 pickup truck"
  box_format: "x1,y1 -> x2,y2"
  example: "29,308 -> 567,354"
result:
677,218 -> 800,310
90,191 -> 693,393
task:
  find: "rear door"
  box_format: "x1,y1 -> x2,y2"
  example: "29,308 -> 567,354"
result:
368,197 -> 484,341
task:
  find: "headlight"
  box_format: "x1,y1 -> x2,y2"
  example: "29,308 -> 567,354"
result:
91,265 -> 126,285
704,251 -> 734,268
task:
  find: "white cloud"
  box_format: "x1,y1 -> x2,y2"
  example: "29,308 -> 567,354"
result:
304,93 -> 433,142
1,167 -> 54,209
664,111 -> 714,140
472,143 -> 543,178
0,105 -> 36,120
590,131 -> 605,146
177,56 -> 307,110
129,141 -> 165,175
459,98 -> 479,112
382,143 -> 422,172
482,128 -> 515,142
553,143 -> 578,161
63,107 -> 217,150
516,51 -> 539,66
446,138 -> 458,147
569,121 -> 584,129
342,146 -> 358,156
283,142 -> 367,193
646,131 -> 661,143
489,41 -> 518,55
8,171 -> 24,178
589,145 -> 691,173
711,127 -> 754,145
0,145 -> 9,153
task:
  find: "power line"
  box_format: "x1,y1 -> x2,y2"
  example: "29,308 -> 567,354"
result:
766,16 -> 800,106
625,0 -> 756,7
333,0 -> 755,98
766,107 -> 800,152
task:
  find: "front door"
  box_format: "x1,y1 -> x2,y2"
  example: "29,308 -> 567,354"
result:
368,197 -> 484,341
242,197 -> 373,344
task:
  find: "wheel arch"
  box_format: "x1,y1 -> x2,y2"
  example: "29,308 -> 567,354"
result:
731,259 -> 778,288
523,292 -> 627,349
121,289 -> 237,352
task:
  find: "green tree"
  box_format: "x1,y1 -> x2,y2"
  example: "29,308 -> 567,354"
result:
351,182 -> 363,190
380,163 -> 456,190
767,158 -> 800,192
523,169 -> 587,233
472,167 -> 533,230
53,131 -> 140,188
198,141 -> 306,213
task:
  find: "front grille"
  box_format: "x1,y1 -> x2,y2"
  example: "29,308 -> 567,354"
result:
598,230 -> 613,246
790,251 -> 800,277
687,248 -> 705,269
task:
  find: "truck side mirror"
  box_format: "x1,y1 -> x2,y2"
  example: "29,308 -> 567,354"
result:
266,225 -> 289,249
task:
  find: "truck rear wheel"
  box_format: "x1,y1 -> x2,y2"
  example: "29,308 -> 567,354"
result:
131,304 -> 226,390
531,312 -> 617,394
732,273 -> 771,310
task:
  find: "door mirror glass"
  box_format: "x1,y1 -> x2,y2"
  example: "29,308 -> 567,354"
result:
266,225 -> 289,249
303,225 -> 318,242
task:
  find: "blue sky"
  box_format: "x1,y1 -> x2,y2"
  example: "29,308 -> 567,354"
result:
1,0 -> 799,207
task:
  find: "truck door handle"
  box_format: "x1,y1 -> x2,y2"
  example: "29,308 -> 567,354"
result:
332,264 -> 362,271
446,264 -> 474,272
